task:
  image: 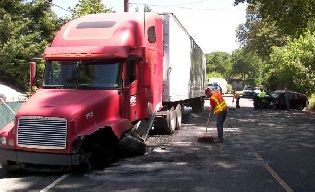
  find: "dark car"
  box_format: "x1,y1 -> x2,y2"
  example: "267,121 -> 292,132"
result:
253,91 -> 277,109
271,90 -> 308,110
242,86 -> 255,98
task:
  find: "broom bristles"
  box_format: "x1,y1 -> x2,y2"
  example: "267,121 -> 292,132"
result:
197,135 -> 214,143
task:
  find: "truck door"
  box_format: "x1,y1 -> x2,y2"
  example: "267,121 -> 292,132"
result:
122,60 -> 144,122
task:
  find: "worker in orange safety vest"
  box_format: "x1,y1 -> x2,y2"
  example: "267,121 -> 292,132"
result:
205,88 -> 228,143
232,90 -> 241,109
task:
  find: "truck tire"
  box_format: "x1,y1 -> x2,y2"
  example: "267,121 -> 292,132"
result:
150,107 -> 176,135
175,104 -> 182,130
168,107 -> 176,133
79,128 -> 120,169
119,133 -> 146,156
192,97 -> 204,113
298,104 -> 305,110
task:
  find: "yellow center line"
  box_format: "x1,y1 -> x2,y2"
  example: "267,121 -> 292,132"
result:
255,152 -> 294,192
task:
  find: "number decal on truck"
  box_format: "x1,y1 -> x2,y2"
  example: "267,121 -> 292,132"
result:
130,96 -> 136,106
85,112 -> 94,119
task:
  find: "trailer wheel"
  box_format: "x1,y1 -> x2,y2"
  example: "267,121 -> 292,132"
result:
175,104 -> 182,130
150,108 -> 176,135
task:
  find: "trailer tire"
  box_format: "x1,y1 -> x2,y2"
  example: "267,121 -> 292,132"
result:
168,107 -> 176,133
150,108 -> 176,135
175,104 -> 182,130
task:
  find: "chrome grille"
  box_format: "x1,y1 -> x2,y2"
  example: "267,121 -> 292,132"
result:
17,116 -> 67,149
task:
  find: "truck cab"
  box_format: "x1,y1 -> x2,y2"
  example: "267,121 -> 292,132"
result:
0,13 -> 163,170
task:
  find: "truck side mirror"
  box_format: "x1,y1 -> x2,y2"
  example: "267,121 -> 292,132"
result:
29,61 -> 36,86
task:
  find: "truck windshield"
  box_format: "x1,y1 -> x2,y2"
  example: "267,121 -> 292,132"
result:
43,61 -> 121,89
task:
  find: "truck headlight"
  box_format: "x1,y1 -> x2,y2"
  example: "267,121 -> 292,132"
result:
7,139 -> 15,147
0,136 -> 6,145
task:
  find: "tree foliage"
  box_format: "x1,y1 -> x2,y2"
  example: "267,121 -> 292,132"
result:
205,51 -> 231,79
0,0 -> 61,91
236,4 -> 288,60
230,49 -> 261,83
234,0 -> 315,38
234,0 -> 315,95
72,0 -> 113,18
261,31 -> 315,95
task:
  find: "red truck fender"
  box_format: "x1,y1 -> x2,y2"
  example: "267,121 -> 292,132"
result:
104,118 -> 134,139
77,118 -> 133,140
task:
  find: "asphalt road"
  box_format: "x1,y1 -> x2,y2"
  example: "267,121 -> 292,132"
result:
0,96 -> 314,192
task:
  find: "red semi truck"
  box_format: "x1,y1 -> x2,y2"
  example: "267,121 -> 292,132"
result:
0,12 -> 206,170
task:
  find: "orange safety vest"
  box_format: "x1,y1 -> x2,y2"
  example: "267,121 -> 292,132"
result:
210,92 -> 227,114
234,92 -> 240,99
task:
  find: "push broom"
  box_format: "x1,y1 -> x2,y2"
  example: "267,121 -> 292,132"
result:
197,112 -> 214,143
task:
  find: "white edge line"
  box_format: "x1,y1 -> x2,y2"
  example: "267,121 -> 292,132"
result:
40,174 -> 69,192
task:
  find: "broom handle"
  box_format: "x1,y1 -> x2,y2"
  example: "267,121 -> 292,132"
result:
206,112 -> 211,132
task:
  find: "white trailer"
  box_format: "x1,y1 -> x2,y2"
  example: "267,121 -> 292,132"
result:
161,13 -> 206,107
152,13 -> 206,135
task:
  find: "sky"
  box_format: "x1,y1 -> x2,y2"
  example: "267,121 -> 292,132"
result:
51,0 -> 247,54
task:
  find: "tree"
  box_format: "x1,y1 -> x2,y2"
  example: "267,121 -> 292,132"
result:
234,0 -> 315,94
261,31 -> 315,95
206,51 -> 231,79
0,0 -> 61,91
230,49 -> 261,85
72,0 -> 113,18
236,4 -> 288,60
234,0 -> 315,38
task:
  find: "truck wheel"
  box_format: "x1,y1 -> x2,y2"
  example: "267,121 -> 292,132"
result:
298,104 -> 305,110
150,108 -> 176,135
168,107 -> 176,133
79,128 -> 120,169
119,133 -> 146,156
175,104 -> 182,130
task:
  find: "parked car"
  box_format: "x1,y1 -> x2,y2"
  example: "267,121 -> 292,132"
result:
0,84 -> 27,102
242,86 -> 255,98
271,90 -> 308,110
253,91 -> 277,110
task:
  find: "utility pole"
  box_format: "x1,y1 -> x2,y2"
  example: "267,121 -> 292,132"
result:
124,0 -> 129,12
